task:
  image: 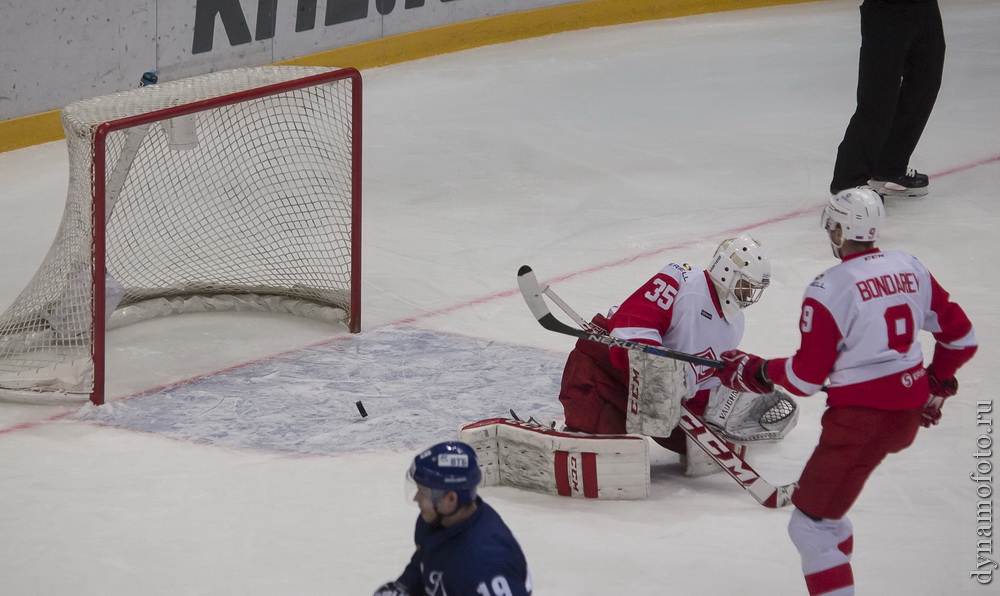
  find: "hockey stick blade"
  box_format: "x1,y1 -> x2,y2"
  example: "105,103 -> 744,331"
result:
517,265 -> 724,370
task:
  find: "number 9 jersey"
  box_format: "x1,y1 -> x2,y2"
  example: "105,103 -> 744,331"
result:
766,249 -> 977,409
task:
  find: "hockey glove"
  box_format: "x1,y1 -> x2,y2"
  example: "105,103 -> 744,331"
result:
920,374 -> 959,428
373,581 -> 410,596
720,350 -> 774,395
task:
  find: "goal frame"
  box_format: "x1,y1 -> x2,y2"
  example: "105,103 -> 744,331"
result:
83,68 -> 362,405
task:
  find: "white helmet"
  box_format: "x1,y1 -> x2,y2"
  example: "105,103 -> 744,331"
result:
707,234 -> 770,322
822,187 -> 884,257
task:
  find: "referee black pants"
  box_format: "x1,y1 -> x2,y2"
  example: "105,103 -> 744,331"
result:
830,0 -> 945,194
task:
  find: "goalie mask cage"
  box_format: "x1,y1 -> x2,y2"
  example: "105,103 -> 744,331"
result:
0,66 -> 361,405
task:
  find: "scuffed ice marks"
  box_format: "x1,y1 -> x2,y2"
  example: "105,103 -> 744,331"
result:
76,326 -> 565,455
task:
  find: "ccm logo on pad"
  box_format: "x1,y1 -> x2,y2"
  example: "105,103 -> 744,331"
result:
555,451 -> 598,498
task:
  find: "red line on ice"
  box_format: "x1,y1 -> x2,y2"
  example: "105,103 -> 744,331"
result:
2,156 -> 995,434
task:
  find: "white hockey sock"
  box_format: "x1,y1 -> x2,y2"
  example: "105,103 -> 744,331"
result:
788,509 -> 854,595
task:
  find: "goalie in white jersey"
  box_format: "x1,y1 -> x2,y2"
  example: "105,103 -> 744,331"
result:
720,187 -> 978,596
558,234 -> 797,476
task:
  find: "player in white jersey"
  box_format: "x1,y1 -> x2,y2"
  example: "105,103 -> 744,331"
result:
720,187 -> 977,596
558,235 -> 781,466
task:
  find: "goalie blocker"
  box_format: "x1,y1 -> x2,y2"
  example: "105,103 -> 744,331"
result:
458,417 -> 650,500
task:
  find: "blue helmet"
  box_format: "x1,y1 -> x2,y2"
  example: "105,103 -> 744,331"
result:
408,441 -> 481,504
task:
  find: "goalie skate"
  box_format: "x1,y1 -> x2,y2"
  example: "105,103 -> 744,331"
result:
681,435 -> 748,477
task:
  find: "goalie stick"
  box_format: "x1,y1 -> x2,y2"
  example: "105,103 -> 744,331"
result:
517,264 -> 796,508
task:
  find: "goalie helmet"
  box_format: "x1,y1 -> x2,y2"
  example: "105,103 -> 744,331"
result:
707,234 -> 770,322
408,441 -> 481,505
822,187 -> 884,257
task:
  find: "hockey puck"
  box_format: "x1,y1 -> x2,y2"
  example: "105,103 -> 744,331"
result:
355,400 -> 368,418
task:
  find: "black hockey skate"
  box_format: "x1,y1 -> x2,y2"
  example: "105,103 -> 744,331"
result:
869,169 -> 929,198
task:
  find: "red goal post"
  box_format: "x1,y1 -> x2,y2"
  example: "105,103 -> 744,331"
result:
0,66 -> 361,405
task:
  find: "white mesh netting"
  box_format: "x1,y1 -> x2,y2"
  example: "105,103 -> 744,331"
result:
0,66 -> 359,401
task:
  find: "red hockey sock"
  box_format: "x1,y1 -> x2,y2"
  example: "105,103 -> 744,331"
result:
804,562 -> 854,595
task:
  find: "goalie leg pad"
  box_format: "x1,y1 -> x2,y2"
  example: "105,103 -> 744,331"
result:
458,418 -> 650,499
626,350 -> 686,437
682,434 -> 748,477
703,386 -> 799,443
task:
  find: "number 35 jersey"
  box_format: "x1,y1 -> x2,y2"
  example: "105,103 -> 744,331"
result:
769,249 -> 977,409
606,261 -> 744,398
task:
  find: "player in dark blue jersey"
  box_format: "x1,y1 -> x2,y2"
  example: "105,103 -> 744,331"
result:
374,441 -> 533,596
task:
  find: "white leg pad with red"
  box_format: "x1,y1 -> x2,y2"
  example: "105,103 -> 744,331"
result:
458,418 -> 650,499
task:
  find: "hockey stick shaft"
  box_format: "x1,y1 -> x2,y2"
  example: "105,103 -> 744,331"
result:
517,265 -> 725,370
678,404 -> 795,508
539,284 -> 597,330
517,265 -> 795,508
518,265 -> 724,370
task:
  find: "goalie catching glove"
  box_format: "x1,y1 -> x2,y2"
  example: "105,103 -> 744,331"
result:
703,385 -> 799,443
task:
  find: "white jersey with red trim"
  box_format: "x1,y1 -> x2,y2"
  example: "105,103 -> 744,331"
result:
768,249 -> 977,410
606,262 -> 744,399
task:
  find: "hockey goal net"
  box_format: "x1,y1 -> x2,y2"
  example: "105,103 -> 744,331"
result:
0,66 -> 361,405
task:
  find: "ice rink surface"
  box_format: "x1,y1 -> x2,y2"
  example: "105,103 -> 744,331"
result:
1,1 -> 998,593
